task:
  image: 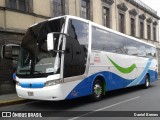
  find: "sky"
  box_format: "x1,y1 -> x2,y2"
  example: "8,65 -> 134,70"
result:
140,0 -> 160,16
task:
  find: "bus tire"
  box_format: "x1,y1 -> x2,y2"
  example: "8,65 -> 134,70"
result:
143,75 -> 150,89
90,79 -> 103,101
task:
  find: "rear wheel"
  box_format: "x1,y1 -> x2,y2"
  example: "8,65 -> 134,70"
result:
143,75 -> 150,89
91,79 -> 103,101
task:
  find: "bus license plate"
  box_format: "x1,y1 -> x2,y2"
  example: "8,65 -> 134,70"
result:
28,92 -> 34,96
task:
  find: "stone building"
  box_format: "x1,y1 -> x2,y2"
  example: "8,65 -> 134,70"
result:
0,0 -> 51,94
0,0 -> 159,94
67,0 -> 159,45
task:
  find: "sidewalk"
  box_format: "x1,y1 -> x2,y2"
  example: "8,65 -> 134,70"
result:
0,93 -> 30,107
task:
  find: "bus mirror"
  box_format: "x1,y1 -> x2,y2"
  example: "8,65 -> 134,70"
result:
47,33 -> 54,51
1,44 -> 20,60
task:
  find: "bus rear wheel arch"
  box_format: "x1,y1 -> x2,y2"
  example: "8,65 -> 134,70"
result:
91,77 -> 106,101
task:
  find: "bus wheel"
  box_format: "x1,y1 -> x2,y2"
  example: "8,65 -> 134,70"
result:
91,79 -> 103,101
143,75 -> 150,89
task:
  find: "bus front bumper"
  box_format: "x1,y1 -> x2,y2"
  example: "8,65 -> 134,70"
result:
16,84 -> 65,101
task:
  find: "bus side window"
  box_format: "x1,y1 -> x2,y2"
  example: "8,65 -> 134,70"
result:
64,19 -> 89,77
110,33 -> 126,54
124,38 -> 138,56
146,45 -> 156,58
92,26 -> 111,52
68,19 -> 89,48
136,43 -> 147,57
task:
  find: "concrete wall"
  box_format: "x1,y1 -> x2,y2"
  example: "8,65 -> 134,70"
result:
0,0 -> 5,7
92,0 -> 103,25
6,11 -> 34,30
33,0 -> 51,17
0,10 -> 5,28
68,0 -> 80,17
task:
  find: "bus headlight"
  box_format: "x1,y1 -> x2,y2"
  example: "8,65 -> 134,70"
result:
44,79 -> 62,87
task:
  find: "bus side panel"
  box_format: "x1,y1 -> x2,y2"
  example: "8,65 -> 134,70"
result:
65,53 -> 158,100
65,69 -> 158,100
65,76 -> 94,100
148,70 -> 158,82
65,71 -> 134,100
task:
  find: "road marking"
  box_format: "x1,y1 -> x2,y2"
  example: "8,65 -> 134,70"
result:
68,96 -> 140,120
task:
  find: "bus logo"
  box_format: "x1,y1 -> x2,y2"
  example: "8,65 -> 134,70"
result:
94,54 -> 101,63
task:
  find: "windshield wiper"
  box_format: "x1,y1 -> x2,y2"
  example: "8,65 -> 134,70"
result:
20,70 -> 43,74
33,70 -> 43,74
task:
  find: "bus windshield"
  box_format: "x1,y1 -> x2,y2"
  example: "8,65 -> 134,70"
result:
17,18 -> 65,78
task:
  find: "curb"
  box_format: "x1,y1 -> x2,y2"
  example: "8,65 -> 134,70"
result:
0,99 -> 31,107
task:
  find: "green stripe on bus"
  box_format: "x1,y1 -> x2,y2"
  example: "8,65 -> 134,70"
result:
108,56 -> 136,74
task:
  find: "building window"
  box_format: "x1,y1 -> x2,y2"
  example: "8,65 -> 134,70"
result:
117,3 -> 128,33
53,0 -> 65,17
7,0 -> 17,9
153,27 -> 156,41
19,0 -> 26,11
140,21 -> 144,39
119,13 -> 125,33
147,24 -> 151,40
103,7 -> 110,28
131,18 -> 135,36
81,0 -> 90,19
139,14 -> 146,39
6,0 -> 33,12
129,9 -> 138,37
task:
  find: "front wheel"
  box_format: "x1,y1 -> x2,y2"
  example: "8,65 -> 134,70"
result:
90,80 -> 103,101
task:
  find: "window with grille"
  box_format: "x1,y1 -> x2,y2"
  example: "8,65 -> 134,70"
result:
81,0 -> 90,19
53,0 -> 65,17
131,18 -> 135,36
119,13 -> 124,33
6,0 -> 33,12
147,24 -> 151,40
153,27 -> 156,41
103,7 -> 110,28
140,21 -> 144,39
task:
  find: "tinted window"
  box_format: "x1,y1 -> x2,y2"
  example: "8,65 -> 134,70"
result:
68,19 -> 89,48
92,26 -> 111,51
64,19 -> 88,77
110,33 -> 126,54
92,26 -> 156,58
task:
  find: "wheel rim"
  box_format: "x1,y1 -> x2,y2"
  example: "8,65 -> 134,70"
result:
94,83 -> 102,98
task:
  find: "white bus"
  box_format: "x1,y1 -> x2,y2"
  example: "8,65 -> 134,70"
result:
2,15 -> 158,101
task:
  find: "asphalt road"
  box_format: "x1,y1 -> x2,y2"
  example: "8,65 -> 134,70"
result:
0,80 -> 160,120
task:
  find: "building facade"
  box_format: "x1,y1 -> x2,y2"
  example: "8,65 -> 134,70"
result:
0,0 -> 159,94
65,0 -> 160,45
0,0 -> 51,94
